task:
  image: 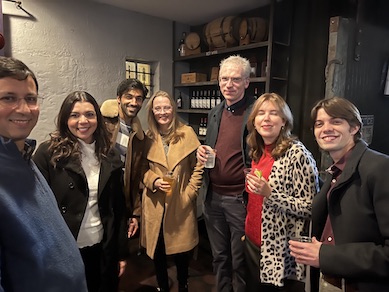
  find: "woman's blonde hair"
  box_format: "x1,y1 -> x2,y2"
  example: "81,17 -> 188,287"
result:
246,93 -> 297,162
146,90 -> 184,144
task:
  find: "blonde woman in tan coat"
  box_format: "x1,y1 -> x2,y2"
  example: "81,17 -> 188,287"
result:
141,90 -> 204,292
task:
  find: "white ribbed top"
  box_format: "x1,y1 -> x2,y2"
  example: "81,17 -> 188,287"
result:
76,139 -> 103,248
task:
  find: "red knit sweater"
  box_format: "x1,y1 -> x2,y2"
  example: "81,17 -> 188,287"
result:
245,144 -> 274,247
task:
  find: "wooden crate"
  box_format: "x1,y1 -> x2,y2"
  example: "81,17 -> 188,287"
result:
181,73 -> 207,83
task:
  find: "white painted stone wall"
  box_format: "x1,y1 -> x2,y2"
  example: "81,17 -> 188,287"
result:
2,0 -> 173,145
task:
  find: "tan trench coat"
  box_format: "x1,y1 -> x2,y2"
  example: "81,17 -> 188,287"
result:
141,125 -> 204,258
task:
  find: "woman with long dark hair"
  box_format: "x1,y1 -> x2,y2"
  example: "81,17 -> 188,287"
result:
34,91 -> 128,292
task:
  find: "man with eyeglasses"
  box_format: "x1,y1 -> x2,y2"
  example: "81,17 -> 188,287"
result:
197,55 -> 254,292
0,56 -> 87,291
100,78 -> 148,240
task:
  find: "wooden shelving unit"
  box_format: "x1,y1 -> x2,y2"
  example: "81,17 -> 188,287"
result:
172,0 -> 293,138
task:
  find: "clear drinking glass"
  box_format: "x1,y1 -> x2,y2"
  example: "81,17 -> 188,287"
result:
204,146 -> 216,169
163,171 -> 176,196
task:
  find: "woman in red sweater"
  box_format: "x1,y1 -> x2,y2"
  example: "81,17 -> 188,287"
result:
244,93 -> 319,292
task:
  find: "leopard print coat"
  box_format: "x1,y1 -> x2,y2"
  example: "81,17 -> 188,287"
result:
260,140 -> 319,287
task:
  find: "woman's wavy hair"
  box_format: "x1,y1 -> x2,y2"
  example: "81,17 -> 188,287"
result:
48,91 -> 111,167
246,93 -> 297,162
146,90 -> 184,144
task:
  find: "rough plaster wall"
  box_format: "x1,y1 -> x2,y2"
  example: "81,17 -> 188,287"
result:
2,0 -> 172,145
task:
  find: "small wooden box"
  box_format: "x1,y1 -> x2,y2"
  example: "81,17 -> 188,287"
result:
181,73 -> 207,83
210,67 -> 219,81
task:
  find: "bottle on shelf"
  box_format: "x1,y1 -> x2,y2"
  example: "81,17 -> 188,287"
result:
210,90 -> 216,108
199,90 -> 204,109
203,117 -> 208,136
249,57 -> 257,77
199,118 -> 204,136
206,90 -> 211,109
253,88 -> 259,100
177,92 -> 182,108
203,90 -> 208,109
216,90 -> 222,106
190,90 -> 195,109
198,90 -> 201,109
178,32 -> 186,57
195,91 -> 200,109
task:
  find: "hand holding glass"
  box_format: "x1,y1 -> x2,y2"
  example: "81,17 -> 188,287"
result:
291,226 -> 312,243
204,146 -> 216,169
244,168 -> 262,193
290,236 -> 312,243
163,171 -> 176,196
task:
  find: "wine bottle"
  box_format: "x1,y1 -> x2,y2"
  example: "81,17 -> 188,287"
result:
206,90 -> 211,109
253,88 -> 258,100
201,90 -> 206,109
216,90 -> 221,105
211,90 -> 216,108
199,118 -> 204,136
195,91 -> 199,109
190,90 -> 195,109
177,92 -> 182,108
178,32 -> 186,57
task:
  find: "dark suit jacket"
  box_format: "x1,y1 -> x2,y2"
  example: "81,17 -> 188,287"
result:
310,140 -> 389,292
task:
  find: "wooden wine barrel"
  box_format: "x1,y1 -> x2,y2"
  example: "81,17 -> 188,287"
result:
204,16 -> 242,50
239,17 -> 267,46
185,32 -> 201,50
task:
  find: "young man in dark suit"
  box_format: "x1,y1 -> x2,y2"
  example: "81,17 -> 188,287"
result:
290,96 -> 389,292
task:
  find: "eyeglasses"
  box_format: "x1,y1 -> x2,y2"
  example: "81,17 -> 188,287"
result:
152,106 -> 173,114
219,77 -> 245,84
0,95 -> 43,109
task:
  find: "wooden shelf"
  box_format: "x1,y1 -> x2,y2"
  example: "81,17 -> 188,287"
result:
174,41 -> 269,62
175,81 -> 218,87
175,77 -> 266,87
177,109 -> 210,114
274,41 -> 290,47
272,77 -> 288,81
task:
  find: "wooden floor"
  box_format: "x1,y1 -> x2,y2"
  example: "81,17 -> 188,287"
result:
119,220 -> 216,292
